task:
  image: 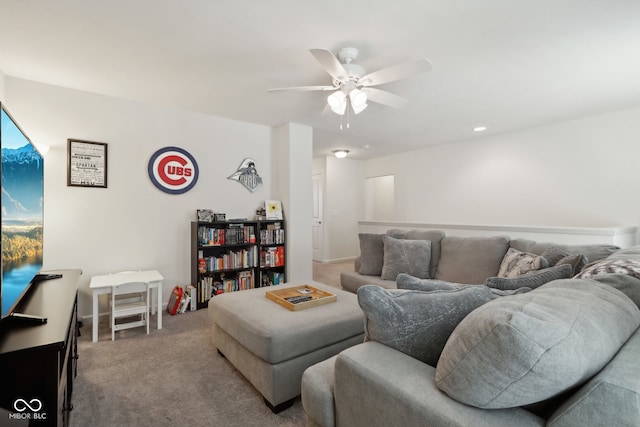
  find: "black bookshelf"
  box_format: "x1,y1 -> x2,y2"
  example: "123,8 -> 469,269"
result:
191,220 -> 285,309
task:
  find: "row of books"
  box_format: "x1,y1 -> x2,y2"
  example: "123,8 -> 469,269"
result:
260,271 -> 285,287
198,225 -> 256,246
198,246 -> 258,272
197,271 -> 255,302
260,228 -> 285,244
260,246 -> 285,267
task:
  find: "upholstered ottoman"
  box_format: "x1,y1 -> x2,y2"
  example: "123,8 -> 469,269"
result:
208,280 -> 364,412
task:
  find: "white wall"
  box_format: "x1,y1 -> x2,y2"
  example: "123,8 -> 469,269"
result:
363,107 -> 640,236
272,123 -> 313,280
0,70 -> 5,100
321,156 -> 363,262
5,77 -> 280,320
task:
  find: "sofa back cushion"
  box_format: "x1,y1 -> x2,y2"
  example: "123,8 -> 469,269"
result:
435,236 -> 510,284
435,279 -> 640,409
387,229 -> 445,278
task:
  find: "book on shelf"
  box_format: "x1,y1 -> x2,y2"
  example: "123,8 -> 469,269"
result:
260,246 -> 285,267
198,224 -> 256,246
186,284 -> 197,311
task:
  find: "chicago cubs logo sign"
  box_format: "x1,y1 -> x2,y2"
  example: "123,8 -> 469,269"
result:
148,146 -> 199,194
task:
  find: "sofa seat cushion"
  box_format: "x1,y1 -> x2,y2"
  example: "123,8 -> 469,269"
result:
340,270 -> 395,294
381,235 -> 431,280
435,236 -> 510,284
357,284 -> 507,366
435,279 -> 640,409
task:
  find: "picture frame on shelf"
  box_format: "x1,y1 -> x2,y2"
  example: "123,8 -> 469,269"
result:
265,200 -> 283,220
67,139 -> 108,188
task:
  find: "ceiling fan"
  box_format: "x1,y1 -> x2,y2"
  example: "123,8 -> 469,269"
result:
268,47 -> 432,117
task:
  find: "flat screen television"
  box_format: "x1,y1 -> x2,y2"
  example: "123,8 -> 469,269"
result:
1,102 -> 45,321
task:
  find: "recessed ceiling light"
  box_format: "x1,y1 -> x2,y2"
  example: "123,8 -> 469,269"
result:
473,126 -> 487,132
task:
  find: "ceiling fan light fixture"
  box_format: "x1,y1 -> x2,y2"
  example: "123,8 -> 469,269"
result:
349,88 -> 367,107
333,149 -> 349,158
351,102 -> 368,115
327,91 -> 347,115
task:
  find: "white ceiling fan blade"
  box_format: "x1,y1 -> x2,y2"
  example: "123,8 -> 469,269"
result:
268,85 -> 337,92
309,48 -> 348,81
361,58 -> 432,87
365,87 -> 409,108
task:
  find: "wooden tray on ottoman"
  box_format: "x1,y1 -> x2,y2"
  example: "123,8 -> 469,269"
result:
266,285 -> 337,311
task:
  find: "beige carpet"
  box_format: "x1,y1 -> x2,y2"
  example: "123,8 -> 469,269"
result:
71,261 -> 353,427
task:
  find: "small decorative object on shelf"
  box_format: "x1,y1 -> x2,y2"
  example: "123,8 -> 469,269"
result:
255,207 -> 266,220
190,217 -> 286,309
265,200 -> 283,220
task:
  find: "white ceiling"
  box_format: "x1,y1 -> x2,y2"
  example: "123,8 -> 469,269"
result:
1,0 -> 640,159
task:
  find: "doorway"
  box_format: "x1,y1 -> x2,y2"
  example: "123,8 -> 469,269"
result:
364,175 -> 395,220
312,173 -> 324,261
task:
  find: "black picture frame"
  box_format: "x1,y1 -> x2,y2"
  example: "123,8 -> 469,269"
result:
67,139 -> 108,188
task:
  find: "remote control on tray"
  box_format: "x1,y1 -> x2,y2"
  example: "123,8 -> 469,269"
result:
284,295 -> 313,304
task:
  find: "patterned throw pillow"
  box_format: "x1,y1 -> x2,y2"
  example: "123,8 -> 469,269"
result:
575,258 -> 640,280
498,248 -> 549,278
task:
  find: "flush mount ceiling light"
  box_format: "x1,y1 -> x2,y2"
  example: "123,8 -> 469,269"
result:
473,126 -> 487,132
332,149 -> 349,158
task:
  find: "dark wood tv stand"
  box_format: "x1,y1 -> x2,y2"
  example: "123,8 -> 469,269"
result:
0,269 -> 81,427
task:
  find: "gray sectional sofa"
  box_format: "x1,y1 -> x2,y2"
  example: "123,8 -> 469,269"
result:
302,230 -> 640,426
340,229 -> 619,293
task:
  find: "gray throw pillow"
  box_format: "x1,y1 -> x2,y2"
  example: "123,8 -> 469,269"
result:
540,246 -> 571,266
358,233 -> 404,276
357,285 -> 500,367
435,279 -> 640,409
397,273 -> 531,295
380,235 -> 431,280
557,254 -> 587,276
497,248 -> 549,278
484,264 -> 573,290
396,273 -> 465,291
387,229 -> 446,278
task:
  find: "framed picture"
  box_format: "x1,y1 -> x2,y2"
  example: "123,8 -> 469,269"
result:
265,200 -> 283,220
67,139 -> 108,188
